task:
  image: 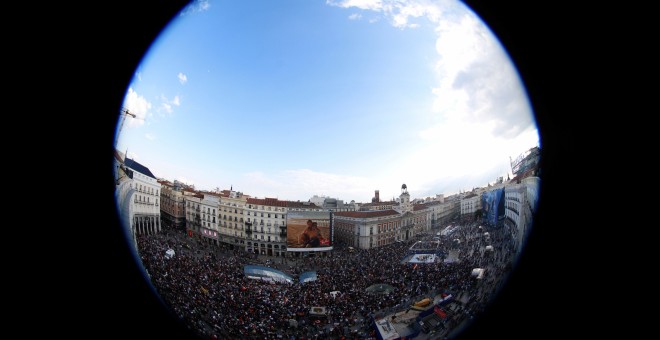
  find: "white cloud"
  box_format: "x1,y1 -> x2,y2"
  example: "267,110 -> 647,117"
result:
326,0 -> 539,198
327,0 -> 383,11
348,13 -> 362,20
162,103 -> 173,114
159,94 -> 181,115
390,1 -> 427,28
429,11 -> 535,139
331,1 -> 536,141
180,0 -> 211,16
122,87 -> 182,128
178,72 -> 188,84
329,0 -> 447,29
122,88 -> 149,128
145,133 -> 156,141
172,95 -> 181,106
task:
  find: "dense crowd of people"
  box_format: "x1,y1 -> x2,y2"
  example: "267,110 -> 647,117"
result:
135,221 -> 517,339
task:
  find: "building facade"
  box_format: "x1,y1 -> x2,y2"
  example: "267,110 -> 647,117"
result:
333,185 -> 431,250
159,180 -> 186,230
244,197 -> 290,257
198,193 -> 220,245
460,193 -> 480,222
309,195 -> 357,212
421,199 -> 458,231
185,192 -> 204,238
504,176 -> 540,256
123,156 -> 162,236
217,189 -> 248,250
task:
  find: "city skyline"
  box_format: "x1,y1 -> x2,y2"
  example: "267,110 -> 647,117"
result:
115,0 -> 540,204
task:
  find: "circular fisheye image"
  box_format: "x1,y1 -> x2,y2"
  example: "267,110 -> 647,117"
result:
113,1 -> 541,339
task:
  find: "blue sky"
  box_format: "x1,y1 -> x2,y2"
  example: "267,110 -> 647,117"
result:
116,0 -> 540,203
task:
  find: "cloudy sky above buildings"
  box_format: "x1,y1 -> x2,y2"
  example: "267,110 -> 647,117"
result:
116,0 -> 540,203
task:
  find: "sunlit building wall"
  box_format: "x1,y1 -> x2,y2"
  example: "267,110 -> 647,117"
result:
460,193 -> 480,222
334,210 -> 401,249
334,185 -> 430,249
159,180 -> 186,230
121,156 -> 161,236
245,197 -> 290,257
198,193 -> 220,244
218,189 -> 248,249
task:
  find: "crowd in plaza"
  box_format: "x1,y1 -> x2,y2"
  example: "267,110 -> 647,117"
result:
135,221 -> 517,339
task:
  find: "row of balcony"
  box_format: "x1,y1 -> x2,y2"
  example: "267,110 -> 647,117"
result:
507,196 -> 521,203
136,188 -> 158,195
506,206 -> 520,215
133,200 -> 159,206
244,228 -> 286,237
193,228 -> 286,243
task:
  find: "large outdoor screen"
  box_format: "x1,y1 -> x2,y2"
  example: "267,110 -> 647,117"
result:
286,211 -> 333,252
482,188 -> 505,226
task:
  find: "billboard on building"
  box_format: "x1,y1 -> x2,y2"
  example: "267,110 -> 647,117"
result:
482,188 -> 504,226
286,210 -> 333,252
